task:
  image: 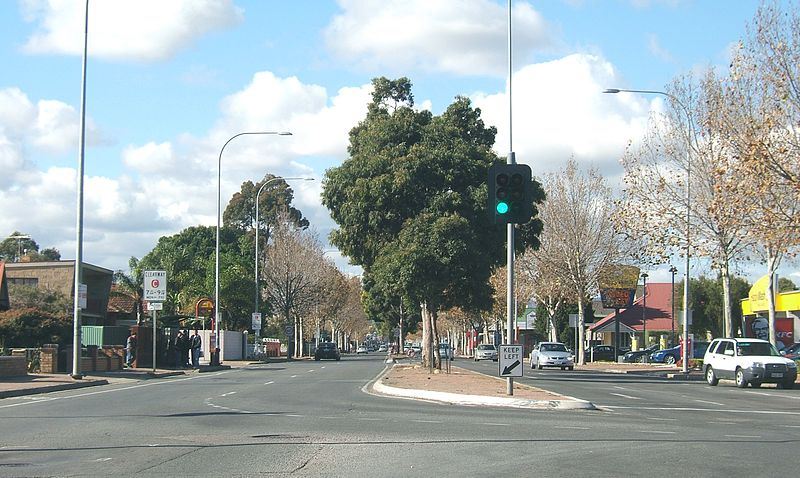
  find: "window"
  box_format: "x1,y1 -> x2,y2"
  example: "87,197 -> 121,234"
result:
8,277 -> 38,287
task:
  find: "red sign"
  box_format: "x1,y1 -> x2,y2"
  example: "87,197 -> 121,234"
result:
743,316 -> 793,349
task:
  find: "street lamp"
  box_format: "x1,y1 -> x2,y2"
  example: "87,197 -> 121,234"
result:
641,272 -> 648,348
254,176 -> 314,317
669,265 -> 678,346
604,87 -> 694,375
215,131 -> 291,361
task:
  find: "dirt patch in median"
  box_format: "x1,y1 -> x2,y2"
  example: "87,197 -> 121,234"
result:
380,363 -> 566,401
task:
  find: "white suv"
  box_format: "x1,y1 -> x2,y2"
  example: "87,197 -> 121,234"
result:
704,338 -> 797,389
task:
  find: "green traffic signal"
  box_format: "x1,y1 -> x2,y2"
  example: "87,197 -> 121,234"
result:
496,202 -> 509,214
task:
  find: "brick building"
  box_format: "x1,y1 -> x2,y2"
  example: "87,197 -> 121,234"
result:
3,260 -> 113,324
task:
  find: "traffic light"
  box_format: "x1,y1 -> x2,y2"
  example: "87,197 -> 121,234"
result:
488,163 -> 533,224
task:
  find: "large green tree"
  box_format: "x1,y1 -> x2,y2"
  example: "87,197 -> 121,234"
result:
322,77 -> 544,367
0,232 -> 60,262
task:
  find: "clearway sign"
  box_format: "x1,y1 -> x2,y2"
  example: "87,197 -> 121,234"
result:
143,270 -> 167,302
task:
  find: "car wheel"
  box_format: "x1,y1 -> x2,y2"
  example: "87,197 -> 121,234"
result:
492,358 -> 498,362
474,358 -> 479,362
750,381 -> 762,388
315,357 -> 320,361
638,355 -> 647,364
705,366 -> 719,386
336,357 -> 340,361
537,363 -> 543,370
568,366 -> 574,371
665,355 -> 676,365
735,368 -> 748,388
561,367 -> 566,371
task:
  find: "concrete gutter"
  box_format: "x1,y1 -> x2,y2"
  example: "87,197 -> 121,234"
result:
370,366 -> 596,410
0,378 -> 109,399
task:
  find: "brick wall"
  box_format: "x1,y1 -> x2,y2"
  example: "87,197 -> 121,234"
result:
0,356 -> 27,377
41,344 -> 58,373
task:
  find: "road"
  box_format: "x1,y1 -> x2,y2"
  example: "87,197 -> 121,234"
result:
1,355 -> 798,476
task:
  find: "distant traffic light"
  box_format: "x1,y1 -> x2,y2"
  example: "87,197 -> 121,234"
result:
488,163 -> 533,224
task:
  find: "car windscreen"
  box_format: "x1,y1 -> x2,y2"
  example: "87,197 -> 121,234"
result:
477,345 -> 495,351
737,342 -> 779,356
541,344 -> 567,352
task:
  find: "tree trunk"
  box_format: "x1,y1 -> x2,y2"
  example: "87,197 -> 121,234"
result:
420,301 -> 430,367
720,263 -> 733,338
577,297 -> 586,365
431,309 -> 441,370
766,252 -> 779,346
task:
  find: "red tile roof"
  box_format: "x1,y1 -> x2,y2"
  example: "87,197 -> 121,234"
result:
107,284 -> 137,313
590,282 -> 678,333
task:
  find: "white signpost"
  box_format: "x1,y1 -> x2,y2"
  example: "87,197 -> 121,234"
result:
78,283 -> 87,310
143,271 -> 167,372
251,312 -> 262,331
498,344 -> 523,378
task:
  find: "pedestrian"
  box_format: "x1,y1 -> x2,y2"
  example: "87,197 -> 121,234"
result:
182,329 -> 192,368
173,331 -> 186,368
125,331 -> 137,368
190,329 -> 202,368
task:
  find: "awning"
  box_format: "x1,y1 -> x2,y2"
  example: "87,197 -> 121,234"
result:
592,321 -> 637,334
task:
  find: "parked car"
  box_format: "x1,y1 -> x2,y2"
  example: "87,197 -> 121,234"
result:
622,344 -> 660,363
474,344 -> 498,361
585,345 -> 620,362
781,342 -> 800,360
530,342 -> 574,370
314,342 -> 341,361
378,344 -> 388,353
650,341 -> 709,365
704,338 -> 797,388
439,343 -> 454,360
356,345 -> 368,354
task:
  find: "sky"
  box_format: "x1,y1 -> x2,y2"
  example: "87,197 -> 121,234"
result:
0,0 -> 795,286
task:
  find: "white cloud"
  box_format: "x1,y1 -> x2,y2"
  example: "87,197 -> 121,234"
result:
20,0 -> 243,61
647,33 -> 674,63
324,0 -> 552,76
473,53 -> 649,181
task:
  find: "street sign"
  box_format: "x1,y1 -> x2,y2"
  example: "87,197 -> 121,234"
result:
498,344 -> 523,377
252,312 -> 262,330
78,283 -> 87,310
143,270 -> 167,302
285,324 -> 294,338
146,301 -> 163,311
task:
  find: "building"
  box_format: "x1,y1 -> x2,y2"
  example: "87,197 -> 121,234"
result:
589,282 -> 678,349
3,260 -> 113,324
740,275 -> 799,350
0,262 -> 9,311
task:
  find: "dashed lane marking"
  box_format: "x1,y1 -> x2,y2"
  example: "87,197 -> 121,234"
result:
609,392 -> 641,400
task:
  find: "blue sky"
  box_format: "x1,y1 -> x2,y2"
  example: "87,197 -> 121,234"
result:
1,0 -> 794,284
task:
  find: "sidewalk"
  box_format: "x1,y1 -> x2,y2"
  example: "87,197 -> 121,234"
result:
0,360 -> 259,399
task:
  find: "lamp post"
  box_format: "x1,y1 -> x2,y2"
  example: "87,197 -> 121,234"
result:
254,176 -> 314,317
215,131 -> 291,360
604,87 -> 694,375
669,265 -> 678,346
641,272 -> 648,349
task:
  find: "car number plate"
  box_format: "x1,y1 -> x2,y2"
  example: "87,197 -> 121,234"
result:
772,372 -> 783,378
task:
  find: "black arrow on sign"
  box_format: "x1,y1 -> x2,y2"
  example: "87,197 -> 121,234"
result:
502,360 -> 520,375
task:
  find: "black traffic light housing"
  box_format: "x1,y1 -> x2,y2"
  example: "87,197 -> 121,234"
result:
488,163 -> 533,224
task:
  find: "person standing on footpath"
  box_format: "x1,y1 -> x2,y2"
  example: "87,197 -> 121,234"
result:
173,331 -> 186,368
190,329 -> 202,368
125,331 -> 137,368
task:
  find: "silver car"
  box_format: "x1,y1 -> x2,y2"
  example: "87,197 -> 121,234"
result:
474,344 -> 498,361
530,342 -> 574,370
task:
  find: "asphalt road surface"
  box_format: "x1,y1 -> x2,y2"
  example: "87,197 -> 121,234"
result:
1,354 -> 798,476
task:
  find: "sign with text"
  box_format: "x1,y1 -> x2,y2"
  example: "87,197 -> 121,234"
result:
143,270 -> 167,302
78,283 -> 87,310
498,344 -> 523,377
146,301 -> 163,311
252,312 -> 262,330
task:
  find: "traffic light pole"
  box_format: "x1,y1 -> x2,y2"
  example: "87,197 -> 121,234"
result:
505,0 -> 515,396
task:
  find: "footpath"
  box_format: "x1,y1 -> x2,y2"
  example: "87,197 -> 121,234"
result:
0,361 -> 257,399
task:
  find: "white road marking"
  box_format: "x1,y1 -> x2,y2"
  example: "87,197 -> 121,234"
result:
744,391 -> 800,400
646,417 -> 677,421
480,423 -> 510,427
94,458 -> 112,462
609,392 -> 641,400
307,370 -> 315,373
612,386 -> 631,390
320,366 -> 326,369
290,375 -> 298,378
636,430 -> 676,434
412,419 -> 443,424
264,381 -> 274,385
320,416 -> 339,420
555,426 -> 590,430
220,391 -> 237,397
357,418 -> 383,421
694,399 -> 724,406
781,425 -> 800,428
286,414 -> 304,418
604,405 -> 800,416
725,434 -> 761,439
